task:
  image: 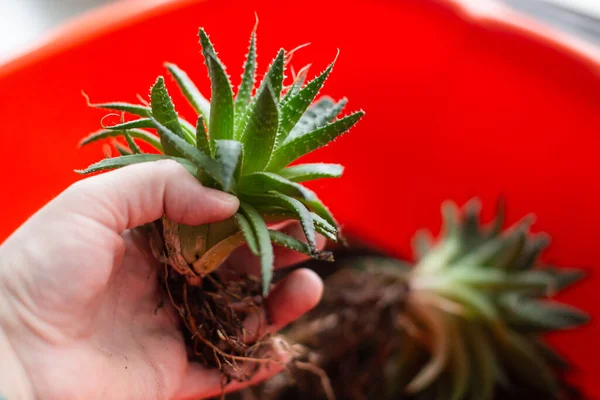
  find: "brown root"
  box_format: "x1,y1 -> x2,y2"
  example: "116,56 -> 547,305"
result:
159,264 -> 286,385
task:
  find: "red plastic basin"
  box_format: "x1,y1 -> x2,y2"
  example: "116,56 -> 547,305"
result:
0,0 -> 598,396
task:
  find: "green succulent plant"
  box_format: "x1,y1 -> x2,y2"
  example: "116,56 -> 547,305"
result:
389,199 -> 589,399
78,24 -> 364,295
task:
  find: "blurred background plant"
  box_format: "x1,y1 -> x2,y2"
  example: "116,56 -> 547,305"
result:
0,0 -> 599,65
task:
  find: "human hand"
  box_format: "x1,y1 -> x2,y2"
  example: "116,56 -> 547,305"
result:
0,160 -> 324,400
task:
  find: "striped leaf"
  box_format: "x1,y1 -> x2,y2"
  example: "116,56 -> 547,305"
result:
236,172 -> 337,226
103,118 -> 154,130
239,81 -> 279,173
80,129 -> 162,152
266,49 -> 285,100
278,57 -> 336,143
199,29 -> 234,147
151,77 -> 185,156
282,65 -> 309,104
269,230 -> 333,261
242,193 -> 317,252
122,130 -> 141,154
195,115 -> 210,155
236,50 -> 285,140
75,154 -> 196,175
268,111 -> 364,171
239,202 -> 274,295
151,118 -> 223,186
87,101 -> 151,117
235,25 -> 257,123
215,140 -> 243,192
285,97 -> 347,143
234,213 -> 258,255
258,207 -> 337,241
279,163 -> 343,182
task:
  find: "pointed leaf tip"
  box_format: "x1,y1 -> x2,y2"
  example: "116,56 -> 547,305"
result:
240,81 -> 279,174
278,54 -> 339,143
235,22 -> 258,125
268,110 -> 364,171
199,28 -> 235,149
150,76 -> 186,157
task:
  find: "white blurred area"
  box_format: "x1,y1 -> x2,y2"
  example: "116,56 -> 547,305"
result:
0,0 -> 598,64
544,0 -> 600,18
0,0 -> 118,63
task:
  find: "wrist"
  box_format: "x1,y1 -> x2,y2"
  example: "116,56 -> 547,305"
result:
0,328 -> 35,400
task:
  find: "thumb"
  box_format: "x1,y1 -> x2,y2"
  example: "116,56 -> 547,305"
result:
51,160 -> 239,233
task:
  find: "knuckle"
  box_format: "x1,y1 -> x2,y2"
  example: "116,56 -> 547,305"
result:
155,159 -> 185,175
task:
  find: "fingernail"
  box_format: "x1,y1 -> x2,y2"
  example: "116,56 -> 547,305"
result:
206,188 -> 239,205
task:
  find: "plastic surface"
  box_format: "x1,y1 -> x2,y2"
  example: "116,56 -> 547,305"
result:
0,0 -> 598,395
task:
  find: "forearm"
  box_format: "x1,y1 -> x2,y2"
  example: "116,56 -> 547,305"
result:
0,328 -> 35,400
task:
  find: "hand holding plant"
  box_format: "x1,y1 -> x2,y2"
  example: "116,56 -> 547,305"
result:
0,161 -> 324,400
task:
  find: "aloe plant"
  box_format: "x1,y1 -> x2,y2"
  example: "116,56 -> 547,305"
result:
241,199 -> 589,400
387,199 -> 589,399
78,25 -> 363,295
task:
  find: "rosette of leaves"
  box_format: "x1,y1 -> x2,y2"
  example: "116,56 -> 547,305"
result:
78,25 -> 364,295
240,199 -> 589,400
389,199 -> 589,399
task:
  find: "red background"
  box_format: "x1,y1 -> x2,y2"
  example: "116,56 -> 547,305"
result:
0,0 -> 598,396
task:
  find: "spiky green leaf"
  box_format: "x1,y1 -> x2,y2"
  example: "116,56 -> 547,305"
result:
282,66 -> 309,104
269,230 -> 333,261
239,202 -> 274,295
278,58 -> 336,143
151,118 -> 223,185
80,129 -> 163,152
165,62 -> 211,119
279,163 -> 343,182
104,118 -> 154,130
285,97 -> 347,143
88,101 -> 151,117
268,111 -> 364,171
265,49 -> 285,100
215,140 -> 243,192
195,116 -> 210,155
235,49 -> 285,140
151,77 -> 186,156
122,130 -> 141,154
257,207 -> 337,241
235,27 -> 257,123
75,154 -> 196,175
237,172 -> 337,227
199,29 -> 234,147
234,213 -> 258,255
242,193 -> 317,252
239,82 -> 279,173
